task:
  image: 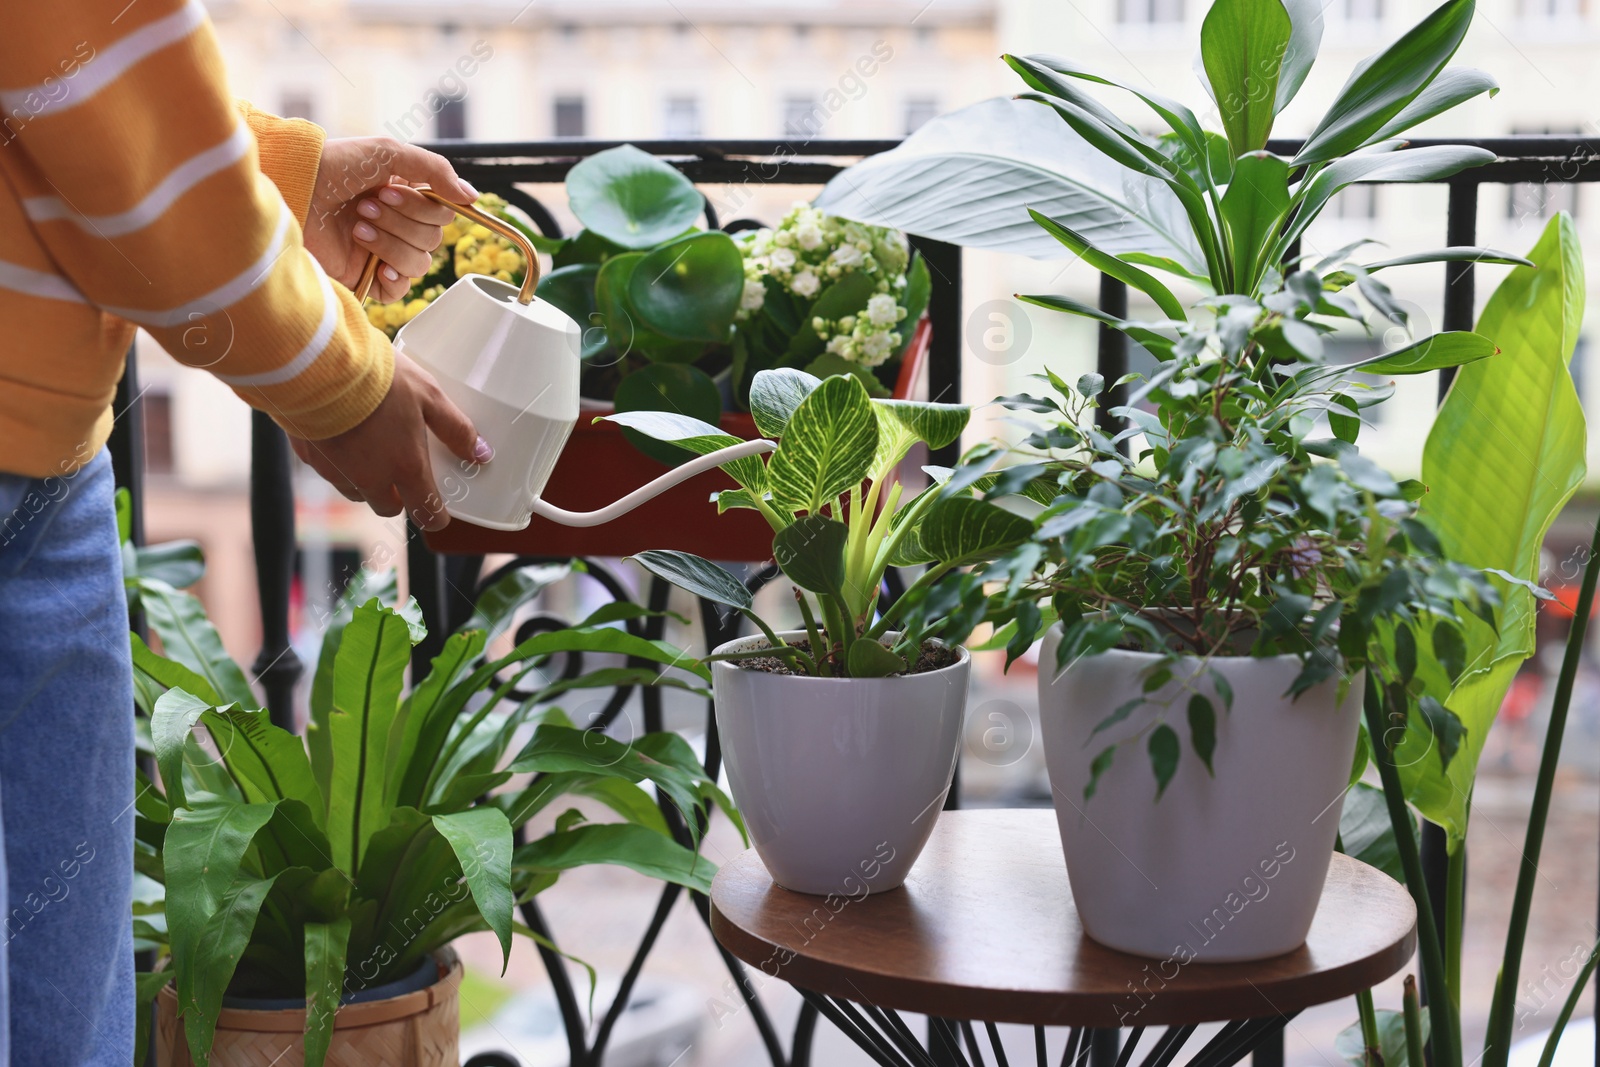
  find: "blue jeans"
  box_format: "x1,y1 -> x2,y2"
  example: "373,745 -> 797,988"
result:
0,452 -> 134,1065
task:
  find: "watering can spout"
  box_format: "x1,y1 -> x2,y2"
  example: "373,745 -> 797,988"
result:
528,438 -> 776,528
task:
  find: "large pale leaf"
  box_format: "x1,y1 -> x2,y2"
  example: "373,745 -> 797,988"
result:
301,918 -> 352,1067
515,823 -> 713,894
813,97 -> 1205,272
1403,214 -> 1586,842
1201,0 -> 1293,154
768,374 -> 879,514
328,603 -> 412,876
432,808 -> 514,968
1274,0 -> 1326,112
1294,0 -> 1476,165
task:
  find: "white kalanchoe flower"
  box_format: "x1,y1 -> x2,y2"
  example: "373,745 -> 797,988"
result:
837,314 -> 857,332
741,280 -> 766,311
859,331 -> 894,366
769,247 -> 796,271
866,293 -> 901,326
791,270 -> 820,297
831,244 -> 864,269
796,222 -> 823,250
774,230 -> 794,247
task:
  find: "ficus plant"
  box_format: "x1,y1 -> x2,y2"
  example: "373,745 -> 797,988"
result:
126,555 -> 737,1067
604,367 -> 1034,677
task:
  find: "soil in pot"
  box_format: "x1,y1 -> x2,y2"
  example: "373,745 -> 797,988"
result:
734,637 -> 958,676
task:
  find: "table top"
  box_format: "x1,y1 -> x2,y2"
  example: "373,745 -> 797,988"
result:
709,809 -> 1416,1028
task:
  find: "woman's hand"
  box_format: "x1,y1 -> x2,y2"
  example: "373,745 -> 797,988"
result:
303,138 -> 478,303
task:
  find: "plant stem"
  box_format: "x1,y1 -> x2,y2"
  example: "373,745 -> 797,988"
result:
792,593 -> 830,678
738,608 -> 816,675
1483,512 -> 1600,1067
1362,674 -> 1459,1067
1446,838 -> 1466,1015
1403,976 -> 1427,1067
1357,989 -> 1385,1067
865,562 -> 953,641
818,594 -> 854,673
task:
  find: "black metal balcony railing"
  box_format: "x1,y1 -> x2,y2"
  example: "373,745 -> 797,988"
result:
108,134 -> 1600,1067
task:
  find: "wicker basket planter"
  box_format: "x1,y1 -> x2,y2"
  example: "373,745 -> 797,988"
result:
155,951 -> 462,1067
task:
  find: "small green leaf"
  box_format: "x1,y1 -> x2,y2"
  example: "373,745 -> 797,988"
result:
1091,697 -> 1144,737
1085,745 -> 1116,800
627,550 -> 752,610
772,515 -> 849,600
1187,695 -> 1217,775
1432,621 -> 1466,682
1395,623 -> 1418,681
1148,724 -> 1181,799
1348,331 -> 1498,375
847,637 -> 906,678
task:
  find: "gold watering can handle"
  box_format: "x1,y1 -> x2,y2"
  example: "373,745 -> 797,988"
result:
353,184 -> 541,306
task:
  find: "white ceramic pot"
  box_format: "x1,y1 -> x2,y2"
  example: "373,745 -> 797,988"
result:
712,632 -> 970,896
1038,626 -> 1363,962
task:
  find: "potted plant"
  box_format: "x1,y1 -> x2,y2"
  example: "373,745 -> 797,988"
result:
408,144 -> 933,561
606,368 -> 1032,895
128,559 -> 734,1066
910,0 -> 1534,962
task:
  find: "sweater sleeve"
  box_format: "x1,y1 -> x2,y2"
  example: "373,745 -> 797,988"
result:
235,101 -> 325,225
0,0 -> 393,441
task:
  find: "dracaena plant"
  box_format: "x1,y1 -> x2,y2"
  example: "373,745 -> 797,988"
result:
603,368 -> 1033,677
126,559 -> 736,1067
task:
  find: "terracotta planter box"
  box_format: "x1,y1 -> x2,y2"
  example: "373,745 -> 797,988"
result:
155,951 -> 461,1067
425,316 -> 932,562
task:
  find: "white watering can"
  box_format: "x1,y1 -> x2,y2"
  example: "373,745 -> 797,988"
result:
354,187 -> 774,531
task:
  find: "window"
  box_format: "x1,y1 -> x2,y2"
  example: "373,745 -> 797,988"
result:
1117,0 -> 1184,24
1331,185 -> 1379,219
142,391 -> 175,476
904,96 -> 939,135
783,96 -> 821,139
1343,0 -> 1384,19
1507,126 -> 1581,220
279,91 -> 314,123
1519,0 -> 1587,19
554,96 -> 586,138
664,96 -> 701,138
434,96 -> 467,139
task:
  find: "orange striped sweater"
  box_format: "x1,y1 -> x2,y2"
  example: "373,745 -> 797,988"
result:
0,0 -> 392,479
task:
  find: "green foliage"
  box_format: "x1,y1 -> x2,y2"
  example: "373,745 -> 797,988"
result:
614,369 -> 1026,675
128,560 -> 731,1067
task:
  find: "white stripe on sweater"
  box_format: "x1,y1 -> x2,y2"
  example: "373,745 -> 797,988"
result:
212,265 -> 338,388
0,0 -> 208,118
103,196 -> 290,328
0,260 -> 87,304
22,124 -> 251,237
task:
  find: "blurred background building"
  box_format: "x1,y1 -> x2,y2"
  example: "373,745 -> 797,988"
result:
134,1 -> 1600,1062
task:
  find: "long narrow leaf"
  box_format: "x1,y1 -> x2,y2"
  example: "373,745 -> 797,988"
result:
327,603 -> 412,876
1028,209 -> 1188,320
302,918 -> 353,1067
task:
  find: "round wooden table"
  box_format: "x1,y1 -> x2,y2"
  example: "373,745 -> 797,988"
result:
710,809 -> 1417,1067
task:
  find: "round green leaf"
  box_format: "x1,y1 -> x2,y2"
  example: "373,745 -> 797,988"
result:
613,363 -> 722,466
566,145 -> 704,250
629,232 -> 744,344
594,253 -> 702,362
536,264 -> 604,360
